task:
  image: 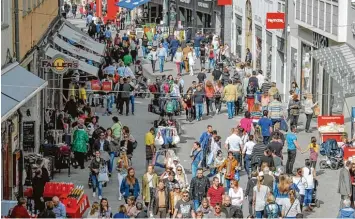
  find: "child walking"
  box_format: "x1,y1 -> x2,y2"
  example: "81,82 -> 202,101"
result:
301,136 -> 319,168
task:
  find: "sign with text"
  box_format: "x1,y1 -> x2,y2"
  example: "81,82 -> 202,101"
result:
217,0 -> 232,5
23,121 -> 35,151
266,12 -> 285,29
41,54 -> 78,74
312,32 -> 328,49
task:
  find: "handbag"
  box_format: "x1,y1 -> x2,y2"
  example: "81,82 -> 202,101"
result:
234,170 -> 240,181
98,166 -> 109,182
313,105 -> 320,116
154,132 -> 164,146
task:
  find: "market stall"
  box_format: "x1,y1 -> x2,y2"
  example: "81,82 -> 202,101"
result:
318,115 -> 346,142
24,182 -> 89,218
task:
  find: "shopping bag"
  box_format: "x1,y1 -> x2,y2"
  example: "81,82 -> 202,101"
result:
98,166 -> 109,182
91,80 -> 101,91
101,81 -> 112,92
280,119 -> 288,132
154,151 -> 166,168
173,135 -> 180,145
154,132 -> 164,146
313,105 -> 320,116
234,170 -> 240,181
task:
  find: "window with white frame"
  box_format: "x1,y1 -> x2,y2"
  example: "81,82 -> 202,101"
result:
1,0 -> 4,24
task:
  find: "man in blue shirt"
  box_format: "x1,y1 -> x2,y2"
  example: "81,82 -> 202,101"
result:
258,110 -> 273,145
52,196 -> 66,218
285,125 -> 301,174
122,33 -> 129,42
199,125 -> 212,168
194,32 -> 204,58
191,142 -> 203,177
104,27 -> 112,43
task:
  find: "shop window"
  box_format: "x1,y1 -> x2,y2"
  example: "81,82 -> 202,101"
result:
296,0 -> 301,20
325,3 -> 331,32
306,0 -> 312,24
266,31 -> 272,80
300,43 -> 312,95
319,1 -> 325,30
312,0 -> 318,27
332,5 -> 338,35
255,26 -> 262,71
301,0 -> 306,22
312,56 -> 320,102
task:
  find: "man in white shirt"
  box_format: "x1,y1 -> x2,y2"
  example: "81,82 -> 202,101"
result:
224,128 -> 243,165
256,70 -> 265,88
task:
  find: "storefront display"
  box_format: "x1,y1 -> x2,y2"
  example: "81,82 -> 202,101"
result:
266,31 -> 272,79
301,43 -> 312,94
255,25 -> 262,70
318,115 -> 345,142
235,15 -> 242,59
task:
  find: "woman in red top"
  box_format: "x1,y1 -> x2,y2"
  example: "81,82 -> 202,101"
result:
205,80 -> 215,116
10,198 -> 31,218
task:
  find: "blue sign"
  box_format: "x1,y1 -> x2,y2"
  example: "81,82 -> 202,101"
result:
117,0 -> 151,10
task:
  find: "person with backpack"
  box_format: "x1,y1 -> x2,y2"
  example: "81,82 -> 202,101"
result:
193,85 -> 206,121
263,194 -> 282,218
164,98 -> 176,120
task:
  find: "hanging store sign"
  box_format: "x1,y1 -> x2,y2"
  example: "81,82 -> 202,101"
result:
180,0 -> 190,3
198,2 -> 209,8
266,12 -> 285,30
22,121 -> 35,151
312,32 -> 328,49
217,0 -> 232,5
41,54 -> 79,74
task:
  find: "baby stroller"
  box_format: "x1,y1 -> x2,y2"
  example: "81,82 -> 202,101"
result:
55,144 -> 75,177
319,139 -> 344,170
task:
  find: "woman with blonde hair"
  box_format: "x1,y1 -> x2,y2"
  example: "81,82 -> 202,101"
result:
205,80 -> 215,116
173,47 -> 184,74
282,190 -> 301,218
304,93 -> 318,133
264,194 -> 282,218
113,205 -> 129,218
274,174 -> 291,209
214,80 -> 224,114
87,202 -> 100,218
124,196 -> 138,217
253,176 -> 270,218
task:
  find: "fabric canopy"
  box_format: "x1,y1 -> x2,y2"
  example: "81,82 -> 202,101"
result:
1,62 -> 48,121
117,0 -> 150,10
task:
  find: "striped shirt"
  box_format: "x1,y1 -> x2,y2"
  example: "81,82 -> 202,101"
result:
261,82 -> 272,94
268,100 -> 283,119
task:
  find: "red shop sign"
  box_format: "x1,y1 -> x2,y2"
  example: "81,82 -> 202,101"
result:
101,81 -> 112,92
217,0 -> 232,5
266,13 -> 285,29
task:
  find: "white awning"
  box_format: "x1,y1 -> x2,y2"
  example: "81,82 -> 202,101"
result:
53,36 -> 103,63
58,24 -> 105,56
1,62 -> 48,122
45,47 -> 99,77
310,43 -> 355,96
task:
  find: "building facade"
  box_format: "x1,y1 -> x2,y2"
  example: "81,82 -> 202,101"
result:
290,0 -> 355,133
230,0 -> 290,97
1,0 -> 59,200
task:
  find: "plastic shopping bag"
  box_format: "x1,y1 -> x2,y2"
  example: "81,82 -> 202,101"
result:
154,151 -> 166,168
234,170 -> 240,181
173,135 -> 180,145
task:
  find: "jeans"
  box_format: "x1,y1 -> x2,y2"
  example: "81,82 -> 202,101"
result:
286,150 -> 297,174
117,172 -> 127,198
227,101 -> 234,119
248,197 -> 253,215
263,136 -> 270,145
256,210 -> 264,218
305,113 -> 313,131
106,94 -> 115,113
194,47 -> 200,57
233,151 -> 241,166
208,58 -> 215,70
176,62 -> 182,74
142,46 -> 147,57
206,97 -> 214,115
235,97 -> 242,115
195,103 -> 203,120
91,174 -> 103,196
108,152 -> 115,173
130,95 -> 135,114
215,98 -> 222,112
193,199 -> 201,211
225,179 -> 231,191
151,60 -> 157,72
191,163 -> 198,178
171,48 -> 177,61
290,115 -> 299,127
304,189 -> 313,206
159,56 -> 165,72
245,154 -> 251,176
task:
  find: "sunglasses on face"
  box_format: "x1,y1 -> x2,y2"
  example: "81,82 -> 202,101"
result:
177,169 -> 182,171
215,207 -> 221,210
183,195 -> 189,197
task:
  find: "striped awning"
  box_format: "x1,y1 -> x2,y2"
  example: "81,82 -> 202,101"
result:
311,43 -> 355,96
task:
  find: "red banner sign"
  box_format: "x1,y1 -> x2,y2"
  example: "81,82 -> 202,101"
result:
217,0 -> 232,5
266,13 -> 285,29
91,80 -> 101,91
102,81 -> 112,92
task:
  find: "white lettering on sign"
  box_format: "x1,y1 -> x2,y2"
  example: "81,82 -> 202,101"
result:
180,0 -> 191,3
267,19 -> 284,23
198,2 -> 208,8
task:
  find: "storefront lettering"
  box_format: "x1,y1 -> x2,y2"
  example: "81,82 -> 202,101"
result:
312,32 -> 328,49
180,0 -> 190,3
198,2 -> 209,8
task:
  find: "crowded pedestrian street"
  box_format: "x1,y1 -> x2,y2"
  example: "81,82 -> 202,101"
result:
2,0 -> 355,218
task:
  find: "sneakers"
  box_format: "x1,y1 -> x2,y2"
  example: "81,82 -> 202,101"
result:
99,195 -> 102,200
118,195 -> 122,201
93,192 -> 96,198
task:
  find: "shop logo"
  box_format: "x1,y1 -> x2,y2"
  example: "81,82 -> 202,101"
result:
41,55 -> 79,74
266,13 -> 285,30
